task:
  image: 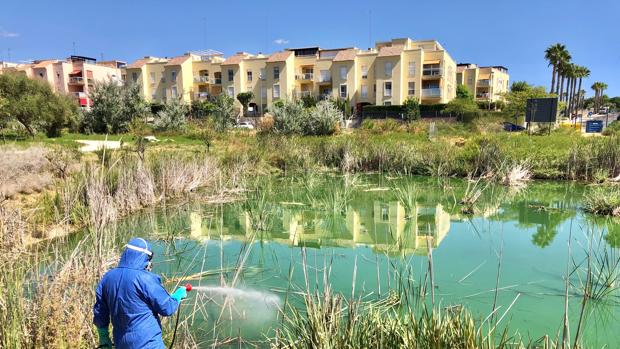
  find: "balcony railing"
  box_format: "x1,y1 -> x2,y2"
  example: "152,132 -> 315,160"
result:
476,93 -> 490,99
422,88 -> 441,97
194,76 -> 210,83
478,79 -> 490,87
295,91 -> 313,98
295,73 -> 314,81
195,92 -> 210,99
422,69 -> 442,77
69,76 -> 84,84
318,75 -> 332,83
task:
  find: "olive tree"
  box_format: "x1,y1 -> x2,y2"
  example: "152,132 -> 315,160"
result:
153,98 -> 188,131
212,94 -> 236,132
0,73 -> 78,137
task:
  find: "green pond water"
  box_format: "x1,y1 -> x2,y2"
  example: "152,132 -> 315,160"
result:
109,175 -> 619,347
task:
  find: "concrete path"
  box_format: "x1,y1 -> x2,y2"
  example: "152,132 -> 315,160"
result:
75,140 -> 122,152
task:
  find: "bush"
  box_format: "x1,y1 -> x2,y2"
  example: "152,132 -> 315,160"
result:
153,98 -> 188,131
81,81 -> 149,134
271,100 -> 307,135
603,121 -> 620,136
0,73 -> 78,137
402,97 -> 421,122
304,100 -> 343,136
191,100 -> 215,119
211,94 -> 237,132
584,185 -> 620,216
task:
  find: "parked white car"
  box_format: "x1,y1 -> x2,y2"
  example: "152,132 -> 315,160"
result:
236,121 -> 254,130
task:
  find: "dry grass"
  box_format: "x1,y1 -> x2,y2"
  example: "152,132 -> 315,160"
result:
0,146 -> 54,199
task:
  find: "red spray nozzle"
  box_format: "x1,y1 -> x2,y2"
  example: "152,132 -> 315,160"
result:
185,283 -> 193,292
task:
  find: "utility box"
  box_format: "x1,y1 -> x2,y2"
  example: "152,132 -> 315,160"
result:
585,120 -> 604,133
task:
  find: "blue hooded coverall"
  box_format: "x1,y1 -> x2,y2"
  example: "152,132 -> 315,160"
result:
93,238 -> 179,349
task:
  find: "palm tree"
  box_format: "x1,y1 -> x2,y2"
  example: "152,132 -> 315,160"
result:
545,44 -> 566,94
591,82 -> 607,112
556,50 -> 572,100
575,66 -> 590,111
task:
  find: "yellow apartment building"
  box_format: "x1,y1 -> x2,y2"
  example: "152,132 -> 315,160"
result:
0,55 -> 125,108
456,63 -> 509,102
124,38 -> 467,113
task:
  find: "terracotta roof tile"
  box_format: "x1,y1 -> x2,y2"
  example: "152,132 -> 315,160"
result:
221,54 -> 245,65
165,55 -> 190,66
267,51 -> 293,62
377,45 -> 404,57
126,58 -> 149,69
333,49 -> 358,62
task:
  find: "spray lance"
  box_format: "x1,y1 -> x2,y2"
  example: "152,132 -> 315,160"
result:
168,283 -> 193,349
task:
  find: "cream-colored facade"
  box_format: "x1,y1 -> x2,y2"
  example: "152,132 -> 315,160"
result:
0,56 -> 125,107
456,63 -> 509,102
124,38 -> 465,113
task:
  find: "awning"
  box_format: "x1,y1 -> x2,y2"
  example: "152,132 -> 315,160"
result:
424,60 -> 441,65
69,70 -> 82,75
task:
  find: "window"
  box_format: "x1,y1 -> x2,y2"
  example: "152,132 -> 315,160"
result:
384,81 -> 392,97
227,69 -> 234,82
320,70 -> 330,82
171,71 -> 177,82
273,84 -> 280,98
340,66 -> 347,80
361,85 -> 368,98
381,207 -> 389,221
227,86 -> 234,96
171,86 -> 178,98
361,65 -> 368,79
408,81 -> 415,96
151,93 -> 157,100
132,72 -> 138,82
161,88 -> 166,100
384,62 -> 392,77
247,70 -> 253,82
384,101 -> 392,106
339,84 -> 347,98
273,66 -> 280,80
408,61 -> 416,77
260,68 -> 266,80
150,72 -> 156,84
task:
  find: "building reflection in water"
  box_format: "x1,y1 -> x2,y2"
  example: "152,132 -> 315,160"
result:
190,200 -> 451,256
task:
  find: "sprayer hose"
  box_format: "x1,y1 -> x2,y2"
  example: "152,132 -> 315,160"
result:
168,305 -> 182,349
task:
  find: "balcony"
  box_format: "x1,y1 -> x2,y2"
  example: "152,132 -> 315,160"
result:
194,92 -> 209,100
422,88 -> 441,98
422,69 -> 442,78
476,93 -> 490,99
318,75 -> 332,84
478,79 -> 490,87
69,76 -> 84,84
194,76 -> 210,83
295,73 -> 314,81
295,91 -> 313,98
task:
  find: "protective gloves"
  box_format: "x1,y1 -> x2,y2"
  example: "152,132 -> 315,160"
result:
97,327 -> 113,348
171,286 -> 188,303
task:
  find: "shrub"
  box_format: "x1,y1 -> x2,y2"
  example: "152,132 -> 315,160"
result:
82,81 -> 149,134
191,99 -> 215,119
0,73 -> 78,137
271,99 -> 307,135
444,98 -> 480,118
584,185 -> 620,216
304,100 -> 343,136
153,98 -> 189,131
211,94 -> 237,132
402,97 -> 421,122
603,121 -> 620,136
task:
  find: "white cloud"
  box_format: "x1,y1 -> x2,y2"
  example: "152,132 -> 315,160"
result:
0,29 -> 19,38
273,38 -> 289,45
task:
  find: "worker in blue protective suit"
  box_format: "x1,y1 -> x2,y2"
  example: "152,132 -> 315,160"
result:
93,237 -> 188,349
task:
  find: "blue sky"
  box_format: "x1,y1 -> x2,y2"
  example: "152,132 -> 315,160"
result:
1,0 -> 618,96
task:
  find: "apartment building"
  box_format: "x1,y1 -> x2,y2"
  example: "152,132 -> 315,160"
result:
0,56 -> 125,107
124,50 -> 226,105
124,37 -> 460,113
456,63 -> 509,102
